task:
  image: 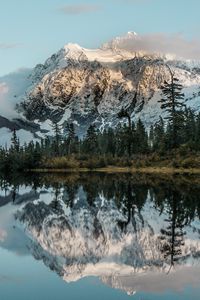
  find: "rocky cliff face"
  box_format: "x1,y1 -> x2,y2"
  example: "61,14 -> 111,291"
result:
1,32 -> 200,140
19,38 -> 200,134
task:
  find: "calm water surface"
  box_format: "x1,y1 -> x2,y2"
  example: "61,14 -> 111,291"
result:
0,173 -> 200,300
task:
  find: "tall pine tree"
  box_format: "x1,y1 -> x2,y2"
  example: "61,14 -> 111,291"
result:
159,66 -> 185,148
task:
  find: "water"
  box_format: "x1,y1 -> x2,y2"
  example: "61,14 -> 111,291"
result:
0,172 -> 200,300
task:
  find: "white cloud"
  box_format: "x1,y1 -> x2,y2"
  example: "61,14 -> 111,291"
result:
0,43 -> 19,50
0,82 -> 15,118
59,4 -> 101,15
112,32 -> 200,60
0,69 -> 31,119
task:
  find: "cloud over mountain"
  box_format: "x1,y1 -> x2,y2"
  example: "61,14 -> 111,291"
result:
106,32 -> 200,60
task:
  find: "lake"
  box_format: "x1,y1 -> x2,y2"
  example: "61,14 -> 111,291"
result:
0,172 -> 200,300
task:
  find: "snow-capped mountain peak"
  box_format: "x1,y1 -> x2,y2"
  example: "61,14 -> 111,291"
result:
127,31 -> 138,37
1,32 -> 200,144
63,43 -> 87,61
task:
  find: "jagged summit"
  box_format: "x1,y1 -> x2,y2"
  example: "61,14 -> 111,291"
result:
61,33 -> 138,64
50,31 -> 141,67
101,31 -> 138,51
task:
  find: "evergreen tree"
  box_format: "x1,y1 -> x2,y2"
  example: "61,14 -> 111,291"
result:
184,108 -> 196,147
106,127 -> 116,157
118,108 -> 132,156
52,121 -> 61,156
65,123 -> 78,155
11,128 -> 19,152
159,68 -> 185,148
135,119 -> 148,154
152,117 -> 165,152
115,124 -> 125,157
83,124 -> 98,155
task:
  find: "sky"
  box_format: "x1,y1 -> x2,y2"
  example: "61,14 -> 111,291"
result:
0,0 -> 200,76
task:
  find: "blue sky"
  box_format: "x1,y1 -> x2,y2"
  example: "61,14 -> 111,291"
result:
0,0 -> 200,76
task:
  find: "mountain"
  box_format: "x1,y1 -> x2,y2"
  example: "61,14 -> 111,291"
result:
1,32 -> 200,144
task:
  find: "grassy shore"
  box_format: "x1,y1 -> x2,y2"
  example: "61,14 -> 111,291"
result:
27,153 -> 200,175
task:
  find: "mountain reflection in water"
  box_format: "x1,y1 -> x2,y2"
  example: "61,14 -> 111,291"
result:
0,173 -> 200,297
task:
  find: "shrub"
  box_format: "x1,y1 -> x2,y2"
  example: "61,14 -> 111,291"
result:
82,157 -> 107,169
180,157 -> 200,169
43,157 -> 79,169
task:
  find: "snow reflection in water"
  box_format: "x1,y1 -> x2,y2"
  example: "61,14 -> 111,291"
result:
0,173 -> 200,298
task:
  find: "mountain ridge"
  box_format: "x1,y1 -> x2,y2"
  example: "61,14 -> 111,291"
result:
1,32 -> 200,144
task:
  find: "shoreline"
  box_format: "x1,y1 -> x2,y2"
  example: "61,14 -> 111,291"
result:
28,166 -> 200,175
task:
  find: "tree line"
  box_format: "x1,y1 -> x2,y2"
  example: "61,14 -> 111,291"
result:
1,70 -> 200,172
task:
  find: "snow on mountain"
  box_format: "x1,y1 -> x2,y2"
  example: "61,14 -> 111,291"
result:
1,31 -> 200,143
62,43 -> 135,64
